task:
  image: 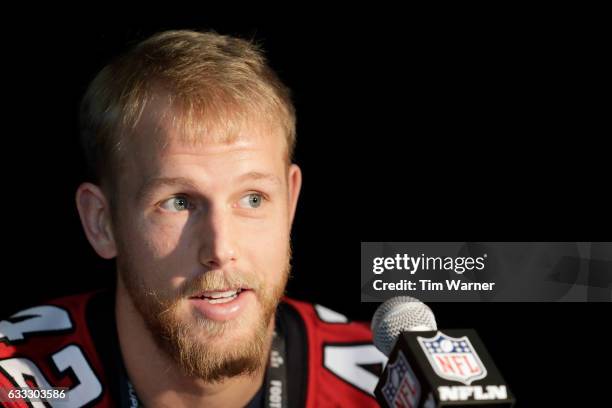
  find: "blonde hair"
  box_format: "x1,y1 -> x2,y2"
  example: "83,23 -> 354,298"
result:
79,30 -> 296,190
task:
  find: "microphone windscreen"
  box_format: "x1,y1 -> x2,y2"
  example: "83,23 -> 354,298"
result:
371,296 -> 437,356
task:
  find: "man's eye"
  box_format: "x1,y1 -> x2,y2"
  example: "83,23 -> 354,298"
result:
160,197 -> 192,212
238,193 -> 264,209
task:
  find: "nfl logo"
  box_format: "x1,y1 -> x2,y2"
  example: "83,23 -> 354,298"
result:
417,331 -> 487,385
381,351 -> 421,408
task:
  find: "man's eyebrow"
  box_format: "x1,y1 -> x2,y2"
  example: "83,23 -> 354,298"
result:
235,171 -> 282,186
136,173 -> 281,200
137,177 -> 198,200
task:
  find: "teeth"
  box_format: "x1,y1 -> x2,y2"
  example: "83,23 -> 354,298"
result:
208,294 -> 238,304
199,289 -> 242,299
191,289 -> 243,303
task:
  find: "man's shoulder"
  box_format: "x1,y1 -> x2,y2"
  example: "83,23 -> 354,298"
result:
0,291 -> 115,406
280,297 -> 387,407
282,297 -> 374,341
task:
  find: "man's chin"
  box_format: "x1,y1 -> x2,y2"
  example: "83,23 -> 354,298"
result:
186,308 -> 264,343
157,302 -> 271,380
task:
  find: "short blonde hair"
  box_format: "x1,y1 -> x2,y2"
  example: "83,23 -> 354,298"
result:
79,30 -> 296,189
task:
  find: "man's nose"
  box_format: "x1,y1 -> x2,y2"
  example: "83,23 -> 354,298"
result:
198,206 -> 237,269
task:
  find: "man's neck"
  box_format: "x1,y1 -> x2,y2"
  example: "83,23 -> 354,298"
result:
115,281 -> 271,408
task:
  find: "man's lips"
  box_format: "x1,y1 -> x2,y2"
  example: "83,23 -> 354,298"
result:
188,288 -> 254,320
188,288 -> 252,302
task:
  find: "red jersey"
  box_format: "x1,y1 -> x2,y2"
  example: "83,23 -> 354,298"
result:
0,291 -> 387,407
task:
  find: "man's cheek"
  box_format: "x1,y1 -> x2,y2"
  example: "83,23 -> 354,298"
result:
262,247 -> 290,280
140,223 -> 185,259
252,220 -> 289,247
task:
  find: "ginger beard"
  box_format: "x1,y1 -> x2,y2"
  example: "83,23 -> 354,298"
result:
117,246 -> 291,383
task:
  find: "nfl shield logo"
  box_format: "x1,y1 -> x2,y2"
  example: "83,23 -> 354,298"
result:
417,331 -> 487,385
381,351 -> 421,408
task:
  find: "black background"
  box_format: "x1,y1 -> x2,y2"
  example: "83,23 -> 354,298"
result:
2,13 -> 610,406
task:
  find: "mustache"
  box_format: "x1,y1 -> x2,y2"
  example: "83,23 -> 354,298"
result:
179,270 -> 261,298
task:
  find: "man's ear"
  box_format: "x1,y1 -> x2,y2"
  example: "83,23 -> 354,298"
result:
75,182 -> 117,259
287,164 -> 302,226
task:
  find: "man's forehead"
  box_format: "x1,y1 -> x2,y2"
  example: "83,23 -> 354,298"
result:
125,134 -> 285,175
129,90 -> 287,154
124,140 -> 288,201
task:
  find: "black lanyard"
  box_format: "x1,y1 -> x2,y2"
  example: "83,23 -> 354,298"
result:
263,330 -> 288,408
119,330 -> 288,408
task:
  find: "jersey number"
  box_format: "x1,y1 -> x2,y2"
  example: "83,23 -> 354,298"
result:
323,343 -> 387,396
0,305 -> 102,407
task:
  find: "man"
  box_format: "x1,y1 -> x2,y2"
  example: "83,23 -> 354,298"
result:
0,30 -> 386,407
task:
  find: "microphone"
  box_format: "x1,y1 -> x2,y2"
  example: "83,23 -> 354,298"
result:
372,296 -> 515,407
